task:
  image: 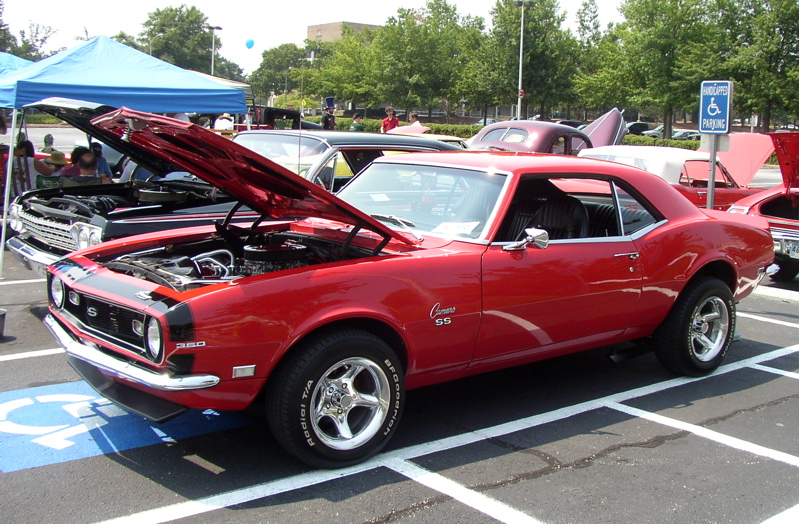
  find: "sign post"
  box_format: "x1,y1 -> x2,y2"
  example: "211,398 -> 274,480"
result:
699,80 -> 733,210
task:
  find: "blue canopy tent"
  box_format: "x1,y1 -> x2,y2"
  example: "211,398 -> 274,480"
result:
1,35 -> 248,276
0,52 -> 32,75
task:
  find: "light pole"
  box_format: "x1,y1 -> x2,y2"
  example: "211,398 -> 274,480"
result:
208,25 -> 221,75
284,66 -> 292,108
513,1 -> 533,120
148,31 -> 164,55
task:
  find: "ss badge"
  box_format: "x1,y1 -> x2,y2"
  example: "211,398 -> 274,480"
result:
435,317 -> 451,326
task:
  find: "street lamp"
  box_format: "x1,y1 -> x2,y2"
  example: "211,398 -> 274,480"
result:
208,25 -> 222,75
148,31 -> 164,56
513,1 -> 534,120
284,66 -> 292,108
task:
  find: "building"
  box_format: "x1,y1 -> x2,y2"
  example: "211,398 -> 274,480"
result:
307,22 -> 380,44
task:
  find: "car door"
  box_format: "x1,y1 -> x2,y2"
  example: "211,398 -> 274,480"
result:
473,176 -> 649,364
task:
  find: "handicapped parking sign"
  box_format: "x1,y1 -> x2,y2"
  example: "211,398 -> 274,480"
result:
699,80 -> 732,134
0,381 -> 252,472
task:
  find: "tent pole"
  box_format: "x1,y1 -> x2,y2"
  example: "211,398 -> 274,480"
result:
1,109 -> 20,278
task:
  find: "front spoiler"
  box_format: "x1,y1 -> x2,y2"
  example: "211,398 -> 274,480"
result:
44,314 -> 220,422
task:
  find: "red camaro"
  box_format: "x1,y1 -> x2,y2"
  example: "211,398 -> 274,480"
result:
45,108 -> 774,468
729,132 -> 799,281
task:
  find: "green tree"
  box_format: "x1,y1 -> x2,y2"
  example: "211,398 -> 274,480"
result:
308,27 -> 379,113
249,43 -> 308,105
723,0 -> 799,130
490,0 -> 575,119
139,5 -> 230,75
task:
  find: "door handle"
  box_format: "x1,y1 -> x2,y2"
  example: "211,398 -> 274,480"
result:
614,252 -> 639,260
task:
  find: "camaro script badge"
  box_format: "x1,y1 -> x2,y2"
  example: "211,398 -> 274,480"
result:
430,303 -> 455,326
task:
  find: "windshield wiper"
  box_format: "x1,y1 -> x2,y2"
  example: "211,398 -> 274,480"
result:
370,214 -> 424,242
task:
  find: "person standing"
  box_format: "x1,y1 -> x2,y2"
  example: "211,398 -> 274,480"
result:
9,140 -> 52,194
349,113 -> 365,131
380,106 -> 399,133
321,97 -> 337,130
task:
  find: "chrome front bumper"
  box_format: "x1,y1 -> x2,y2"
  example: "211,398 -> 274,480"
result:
44,314 -> 220,392
6,236 -> 60,276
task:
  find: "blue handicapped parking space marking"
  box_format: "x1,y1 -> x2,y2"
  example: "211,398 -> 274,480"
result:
0,381 -> 253,472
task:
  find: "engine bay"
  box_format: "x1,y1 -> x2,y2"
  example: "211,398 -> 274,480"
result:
102,228 -> 375,292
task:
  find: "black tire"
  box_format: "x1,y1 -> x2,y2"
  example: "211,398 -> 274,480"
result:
265,329 -> 404,468
653,276 -> 735,377
770,259 -> 799,282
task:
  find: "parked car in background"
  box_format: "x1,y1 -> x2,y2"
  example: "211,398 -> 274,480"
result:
45,107 -> 773,468
468,108 -> 626,154
477,117 -> 498,126
555,119 -> 584,128
642,125 -> 665,138
578,144 -> 763,210
729,132 -> 799,281
671,130 -> 701,141
234,106 -> 322,132
232,130 -> 461,191
626,122 -> 651,135
7,99 -> 458,276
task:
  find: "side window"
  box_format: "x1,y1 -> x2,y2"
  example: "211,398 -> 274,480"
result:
494,176 -> 659,242
482,129 -> 506,142
502,128 -> 528,144
679,160 -> 730,188
614,184 -> 657,235
570,137 -> 588,155
551,136 -> 566,155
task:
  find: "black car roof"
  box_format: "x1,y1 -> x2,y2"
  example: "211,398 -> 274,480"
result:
233,130 -> 463,150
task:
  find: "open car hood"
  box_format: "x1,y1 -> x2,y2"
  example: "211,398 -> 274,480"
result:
24,98 -> 180,175
581,107 -> 628,149
700,132 -> 773,187
90,107 -> 415,246
769,132 -> 799,193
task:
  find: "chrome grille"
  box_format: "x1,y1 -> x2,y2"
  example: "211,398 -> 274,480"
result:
63,292 -> 147,355
20,211 -> 76,252
771,227 -> 799,241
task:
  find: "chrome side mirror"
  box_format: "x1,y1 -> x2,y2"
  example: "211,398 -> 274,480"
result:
503,228 -> 549,251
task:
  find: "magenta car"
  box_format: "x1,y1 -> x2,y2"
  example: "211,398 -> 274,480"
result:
468,108 -> 627,154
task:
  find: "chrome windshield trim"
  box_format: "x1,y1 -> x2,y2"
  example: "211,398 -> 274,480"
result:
44,314 -> 220,391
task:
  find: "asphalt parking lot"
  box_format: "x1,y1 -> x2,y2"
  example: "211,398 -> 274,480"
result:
1,247 -> 799,524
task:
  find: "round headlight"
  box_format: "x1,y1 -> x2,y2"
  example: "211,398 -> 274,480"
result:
89,229 -> 102,246
145,317 -> 162,360
50,277 -> 65,308
77,227 -> 91,250
8,204 -> 23,232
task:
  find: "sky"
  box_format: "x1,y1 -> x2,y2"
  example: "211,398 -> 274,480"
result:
5,1 -> 624,75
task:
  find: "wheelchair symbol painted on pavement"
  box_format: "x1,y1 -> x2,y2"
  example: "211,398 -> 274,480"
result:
707,97 -> 722,116
0,393 -> 128,449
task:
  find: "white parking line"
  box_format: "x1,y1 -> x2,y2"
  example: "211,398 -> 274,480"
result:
385,458 -> 543,524
0,278 -> 45,286
607,403 -> 799,468
762,503 -> 799,523
749,363 -> 799,381
739,312 -> 799,330
0,348 -> 64,362
751,286 -> 799,303
98,342 -> 799,524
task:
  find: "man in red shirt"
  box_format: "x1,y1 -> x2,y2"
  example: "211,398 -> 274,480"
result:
380,106 -> 399,133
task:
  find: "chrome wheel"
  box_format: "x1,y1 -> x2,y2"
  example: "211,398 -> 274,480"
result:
310,357 -> 391,451
689,296 -> 730,362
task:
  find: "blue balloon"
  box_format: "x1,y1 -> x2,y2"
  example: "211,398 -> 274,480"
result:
245,39 -> 254,49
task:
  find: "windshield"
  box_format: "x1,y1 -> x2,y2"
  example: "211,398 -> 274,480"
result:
234,134 -> 330,177
337,162 -> 507,240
